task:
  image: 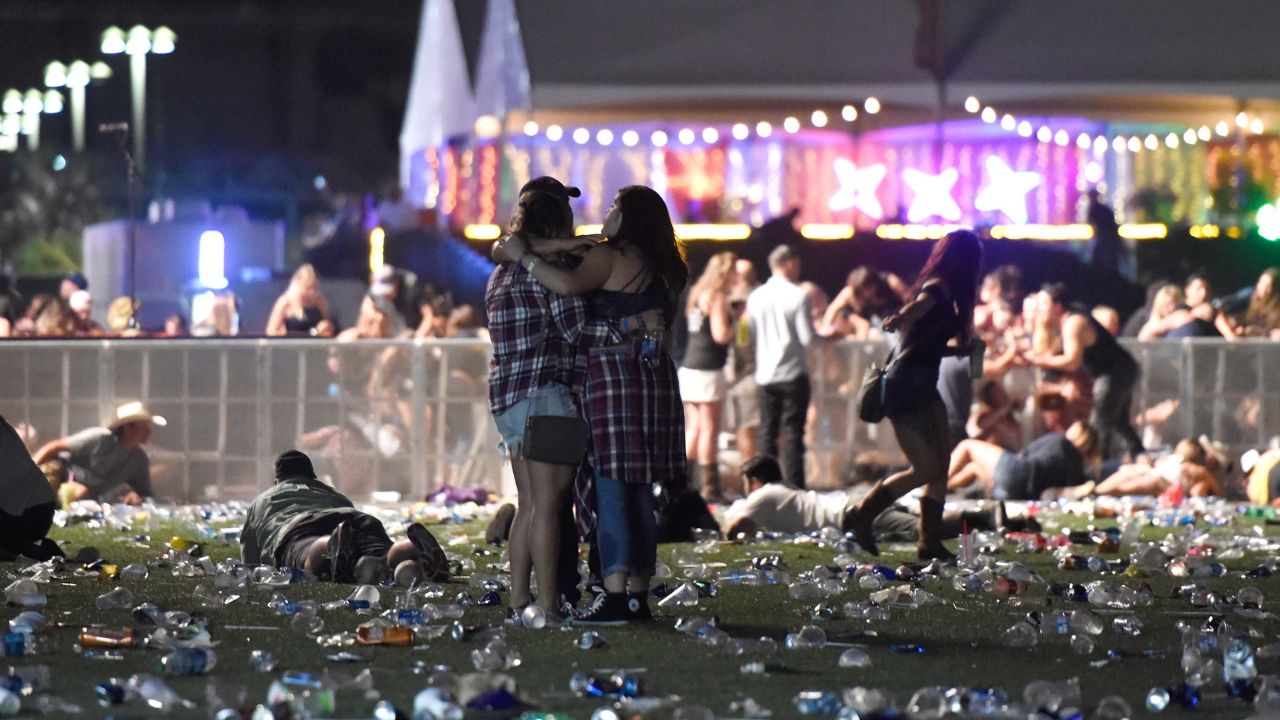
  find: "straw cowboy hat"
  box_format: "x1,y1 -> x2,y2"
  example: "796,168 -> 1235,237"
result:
108,401 -> 167,430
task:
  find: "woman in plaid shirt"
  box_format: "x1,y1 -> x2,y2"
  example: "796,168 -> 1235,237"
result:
487,186 -> 611,625
497,185 -> 689,624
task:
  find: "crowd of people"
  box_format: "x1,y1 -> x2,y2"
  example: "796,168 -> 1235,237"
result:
1,174 -> 1279,623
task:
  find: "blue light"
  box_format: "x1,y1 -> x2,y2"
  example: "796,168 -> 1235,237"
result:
198,230 -> 228,289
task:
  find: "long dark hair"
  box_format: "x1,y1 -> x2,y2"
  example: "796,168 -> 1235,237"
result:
508,190 -> 573,239
607,185 -> 688,293
910,229 -> 982,343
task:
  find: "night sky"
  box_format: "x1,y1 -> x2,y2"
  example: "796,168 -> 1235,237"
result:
0,0 -> 483,196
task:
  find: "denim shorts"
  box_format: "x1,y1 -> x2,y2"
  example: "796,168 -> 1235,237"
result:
493,383 -> 579,451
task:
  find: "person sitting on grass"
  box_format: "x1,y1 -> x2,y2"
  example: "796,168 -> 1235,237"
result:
724,455 -> 1035,541
0,416 -> 63,561
946,422 -> 1100,500
32,401 -> 163,507
240,449 -> 450,585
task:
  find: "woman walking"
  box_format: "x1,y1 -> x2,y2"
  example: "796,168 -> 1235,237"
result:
496,185 -> 688,624
843,229 -> 981,560
679,251 -> 735,501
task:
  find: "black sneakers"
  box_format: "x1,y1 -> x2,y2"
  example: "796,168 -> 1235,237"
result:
407,523 -> 451,582
574,591 -> 653,625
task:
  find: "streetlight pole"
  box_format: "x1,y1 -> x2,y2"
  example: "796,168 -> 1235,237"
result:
101,25 -> 174,173
45,60 -> 112,152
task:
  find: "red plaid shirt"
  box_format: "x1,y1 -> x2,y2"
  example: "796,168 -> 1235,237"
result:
485,263 -> 616,415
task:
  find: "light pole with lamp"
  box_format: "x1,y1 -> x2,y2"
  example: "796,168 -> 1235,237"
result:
4,89 -> 63,152
44,60 -> 113,152
100,24 -> 175,173
0,91 -> 21,152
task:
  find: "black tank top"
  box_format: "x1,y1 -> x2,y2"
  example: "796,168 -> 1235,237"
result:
899,282 -> 961,367
681,305 -> 728,370
1075,308 -> 1135,377
586,278 -> 675,323
283,305 -> 325,335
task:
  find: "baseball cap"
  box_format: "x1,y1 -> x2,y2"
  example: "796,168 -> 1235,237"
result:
519,176 -> 580,200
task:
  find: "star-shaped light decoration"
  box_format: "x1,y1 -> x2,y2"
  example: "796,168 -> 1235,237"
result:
903,168 -> 962,223
974,155 -> 1041,224
1259,202 -> 1280,242
827,158 -> 887,219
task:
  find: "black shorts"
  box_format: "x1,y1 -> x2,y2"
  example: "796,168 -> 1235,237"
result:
883,362 -> 942,419
274,510 -> 393,568
0,501 -> 55,552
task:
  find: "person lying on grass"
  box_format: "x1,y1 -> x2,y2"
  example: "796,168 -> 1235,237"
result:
723,455 -> 1037,541
1058,437 -> 1225,501
240,449 -> 450,585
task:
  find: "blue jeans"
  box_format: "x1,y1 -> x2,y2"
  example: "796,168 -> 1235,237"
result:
594,475 -> 657,578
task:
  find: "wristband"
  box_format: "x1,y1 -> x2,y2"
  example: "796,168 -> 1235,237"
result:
523,255 -> 540,274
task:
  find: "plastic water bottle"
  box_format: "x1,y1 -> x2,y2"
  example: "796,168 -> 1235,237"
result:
8,612 -> 44,635
95,587 -> 135,611
413,687 -> 463,720
1223,638 -> 1257,683
160,647 -> 217,676
792,691 -> 840,715
249,649 -> 277,672
129,674 -> 187,713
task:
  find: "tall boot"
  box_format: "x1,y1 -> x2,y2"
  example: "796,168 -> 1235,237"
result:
841,481 -> 897,556
696,464 -> 723,503
917,497 -> 957,562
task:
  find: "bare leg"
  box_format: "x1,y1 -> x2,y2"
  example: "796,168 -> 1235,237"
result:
1092,466 -> 1164,496
303,537 -> 330,577
736,424 -> 759,460
508,452 -> 534,609
881,400 -> 950,502
948,439 -> 1005,488
527,458 -> 576,618
697,402 -> 723,465
683,402 -> 698,461
603,571 -> 628,594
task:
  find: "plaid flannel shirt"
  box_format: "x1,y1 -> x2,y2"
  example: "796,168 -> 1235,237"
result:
485,262 -> 616,415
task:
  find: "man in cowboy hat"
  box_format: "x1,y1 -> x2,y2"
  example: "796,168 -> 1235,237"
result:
240,449 -> 450,585
31,401 -> 165,506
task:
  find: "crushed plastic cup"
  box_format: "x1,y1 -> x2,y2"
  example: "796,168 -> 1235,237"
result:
250,649 -> 278,672
120,563 -> 149,581
3,580 -> 45,609
1002,621 -> 1039,648
1093,696 -> 1133,720
520,605 -> 547,629
1112,615 -> 1143,636
658,583 -> 700,609
784,625 -> 826,650
1069,609 -> 1103,635
1023,678 -> 1080,714
95,587 -> 134,611
906,686 -> 948,719
837,648 -> 872,668
1070,634 -> 1094,655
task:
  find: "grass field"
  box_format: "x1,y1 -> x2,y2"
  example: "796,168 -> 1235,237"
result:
12,500 -> 1280,719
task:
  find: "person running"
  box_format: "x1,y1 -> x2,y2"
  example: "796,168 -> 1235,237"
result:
1028,283 -> 1145,461
240,450 -> 449,585
946,422 -> 1100,500
679,251 -> 735,501
844,229 -> 982,561
495,185 -> 688,624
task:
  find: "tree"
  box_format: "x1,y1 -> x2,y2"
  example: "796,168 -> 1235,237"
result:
0,151 -> 109,275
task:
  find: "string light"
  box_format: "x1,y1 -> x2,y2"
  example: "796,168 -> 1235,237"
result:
1197,126 -> 1211,141
1076,133 -> 1091,149
810,110 -> 828,128
964,96 -> 981,113
1182,129 -> 1197,144
596,129 -> 613,145
651,130 -> 668,147
702,127 -> 719,143
731,123 -> 750,140
1035,126 -> 1052,143
783,116 -> 801,133
1215,121 -> 1229,136
755,121 -> 772,138
981,107 -> 997,124
863,97 -> 881,114
522,121 -> 538,137
1054,129 -> 1069,146
1165,133 -> 1179,149
677,128 -> 695,145
1000,114 -> 1016,131
1144,134 -> 1158,150
545,124 -> 563,141
1250,118 -> 1265,134
572,127 -> 590,144
1127,136 -> 1141,152
621,130 -> 639,147
841,105 -> 857,122
1017,121 -> 1033,138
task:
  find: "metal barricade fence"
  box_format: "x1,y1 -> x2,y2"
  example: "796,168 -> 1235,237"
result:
0,338 -> 1275,500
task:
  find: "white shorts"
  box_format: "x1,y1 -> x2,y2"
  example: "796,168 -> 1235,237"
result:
677,367 -> 728,403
